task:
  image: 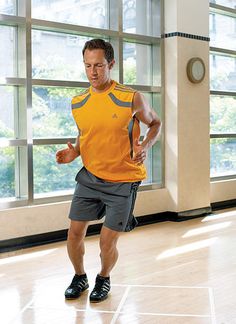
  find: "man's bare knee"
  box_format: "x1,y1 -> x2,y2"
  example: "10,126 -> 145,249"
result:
100,240 -> 115,255
68,221 -> 89,240
100,226 -> 120,253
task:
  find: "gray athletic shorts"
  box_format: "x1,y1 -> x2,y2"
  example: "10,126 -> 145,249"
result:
69,167 -> 141,232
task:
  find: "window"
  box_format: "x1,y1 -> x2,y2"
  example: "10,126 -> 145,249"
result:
123,0 -> 161,36
209,2 -> 236,180
0,26 -> 16,78
123,42 -> 161,87
33,145 -> 82,196
0,0 -> 163,208
0,147 -> 15,198
123,42 -> 152,85
210,139 -> 236,177
210,96 -> 236,134
210,13 -> 236,51
32,87 -> 79,138
0,86 -> 15,139
0,145 -> 28,200
210,54 -> 236,91
0,0 -> 16,15
32,0 -> 108,29
32,31 -> 90,81
210,0 -> 236,9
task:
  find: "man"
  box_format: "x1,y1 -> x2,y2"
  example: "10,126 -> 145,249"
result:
56,39 -> 161,303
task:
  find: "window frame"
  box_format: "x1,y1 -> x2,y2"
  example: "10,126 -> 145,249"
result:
0,0 -> 164,209
209,2 -> 236,181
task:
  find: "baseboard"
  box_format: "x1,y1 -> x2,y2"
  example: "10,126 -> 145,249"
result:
0,230 -> 68,254
0,223 -> 103,253
211,199 -> 236,211
171,206 -> 212,222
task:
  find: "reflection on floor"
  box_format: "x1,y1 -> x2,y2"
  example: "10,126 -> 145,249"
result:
1,208 -> 236,324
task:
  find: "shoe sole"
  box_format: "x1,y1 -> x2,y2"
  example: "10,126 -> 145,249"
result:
65,284 -> 89,300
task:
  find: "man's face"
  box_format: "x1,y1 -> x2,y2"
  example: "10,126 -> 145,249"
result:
83,49 -> 114,90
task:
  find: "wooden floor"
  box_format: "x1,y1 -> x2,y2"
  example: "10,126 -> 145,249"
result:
1,208 -> 236,324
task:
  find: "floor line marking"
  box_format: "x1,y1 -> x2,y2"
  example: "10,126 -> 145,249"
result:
112,283 -> 211,289
28,305 -> 116,314
110,286 -> 131,324
28,305 -> 212,318
209,287 -> 217,324
125,311 -> 211,318
10,298 -> 34,324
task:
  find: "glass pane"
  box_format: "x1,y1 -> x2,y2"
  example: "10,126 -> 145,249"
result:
210,96 -> 236,133
154,93 -> 162,117
32,87 -> 81,138
0,0 -> 16,15
152,140 -> 162,184
142,149 -> 152,184
0,26 -> 16,77
138,92 -> 162,185
210,138 -> 236,177
210,13 -> 236,51
0,86 -> 15,139
33,145 -> 82,195
210,0 -> 236,9
142,141 -> 162,185
0,147 -> 15,198
139,93 -> 152,137
123,42 -> 152,85
210,54 -> 236,91
139,93 -> 161,136
32,31 -> 94,81
152,93 -> 162,185
32,0 -> 108,29
123,0 -> 161,36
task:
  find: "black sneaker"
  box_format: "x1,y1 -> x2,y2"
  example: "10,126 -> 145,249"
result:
89,274 -> 110,303
65,274 -> 89,299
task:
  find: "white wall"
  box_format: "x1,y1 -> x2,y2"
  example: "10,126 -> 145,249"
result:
0,189 -> 171,240
0,180 -> 235,240
211,180 -> 236,203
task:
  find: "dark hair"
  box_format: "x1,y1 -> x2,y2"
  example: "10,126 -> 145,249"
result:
82,39 -> 114,63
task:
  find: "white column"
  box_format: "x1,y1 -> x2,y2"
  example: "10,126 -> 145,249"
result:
164,0 -> 211,215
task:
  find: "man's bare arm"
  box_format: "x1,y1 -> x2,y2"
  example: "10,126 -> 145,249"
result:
132,92 -> 162,164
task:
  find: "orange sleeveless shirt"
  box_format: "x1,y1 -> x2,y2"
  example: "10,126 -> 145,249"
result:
71,81 -> 146,182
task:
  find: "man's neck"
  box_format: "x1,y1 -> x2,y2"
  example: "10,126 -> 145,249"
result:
92,80 -> 113,93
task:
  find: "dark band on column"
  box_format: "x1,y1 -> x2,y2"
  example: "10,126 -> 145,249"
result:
162,32 -> 210,42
